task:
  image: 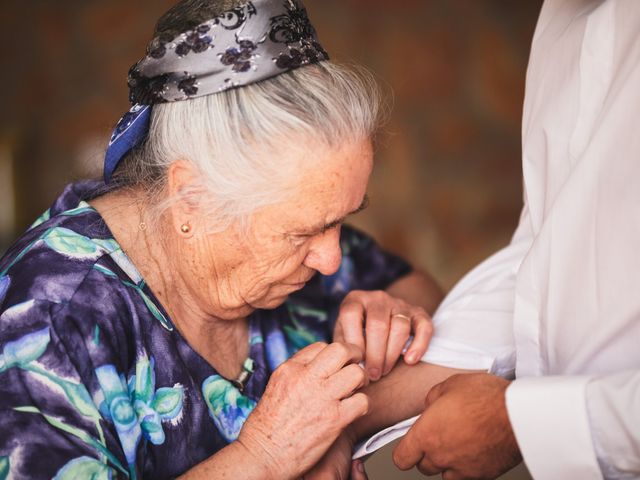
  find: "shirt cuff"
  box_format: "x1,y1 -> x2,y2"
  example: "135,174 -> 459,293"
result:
506,376 -> 603,480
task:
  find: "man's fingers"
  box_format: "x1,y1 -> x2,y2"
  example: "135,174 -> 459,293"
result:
404,311 -> 433,364
392,420 -> 427,471
425,380 -> 446,407
308,342 -> 364,377
335,301 -> 366,351
416,455 -> 443,477
442,470 -> 465,480
382,316 -> 411,375
393,442 -> 424,471
338,392 -> 369,425
364,304 -> 391,380
326,363 -> 368,399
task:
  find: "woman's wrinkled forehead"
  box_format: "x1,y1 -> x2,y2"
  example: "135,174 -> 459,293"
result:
278,140 -> 374,230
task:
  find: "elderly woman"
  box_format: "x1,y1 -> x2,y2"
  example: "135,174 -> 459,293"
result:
0,1 -> 458,479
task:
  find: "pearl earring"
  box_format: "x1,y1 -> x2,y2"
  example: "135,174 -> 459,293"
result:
180,223 -> 191,234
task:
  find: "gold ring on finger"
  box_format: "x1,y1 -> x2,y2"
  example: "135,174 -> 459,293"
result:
391,313 -> 411,321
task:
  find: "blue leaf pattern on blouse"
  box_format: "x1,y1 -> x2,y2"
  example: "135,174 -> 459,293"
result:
53,456 -> 114,480
0,326 -> 50,371
0,181 -> 411,479
95,364 -> 142,472
202,375 -> 257,442
0,275 -> 10,305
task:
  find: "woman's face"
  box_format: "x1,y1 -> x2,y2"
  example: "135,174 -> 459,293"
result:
182,139 -> 374,320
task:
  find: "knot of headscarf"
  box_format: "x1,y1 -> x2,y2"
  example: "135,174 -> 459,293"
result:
104,0 -> 328,183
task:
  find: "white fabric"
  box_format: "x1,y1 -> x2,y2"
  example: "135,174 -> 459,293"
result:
586,371 -> 640,479
506,376 -> 602,479
421,0 -> 640,478
352,415 -> 419,460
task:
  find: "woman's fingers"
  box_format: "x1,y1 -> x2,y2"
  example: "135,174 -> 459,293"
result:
333,290 -> 436,381
326,363 -> 368,399
338,392 -> 369,425
363,303 -> 392,381
308,341 -> 363,378
241,342 -> 370,479
351,460 -> 369,480
290,341 -> 328,364
382,313 -> 412,375
335,300 -> 366,351
404,310 -> 433,364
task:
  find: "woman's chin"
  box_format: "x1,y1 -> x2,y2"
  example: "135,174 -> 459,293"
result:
252,284 -> 305,309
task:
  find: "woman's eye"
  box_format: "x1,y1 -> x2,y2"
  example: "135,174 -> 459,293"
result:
289,235 -> 310,246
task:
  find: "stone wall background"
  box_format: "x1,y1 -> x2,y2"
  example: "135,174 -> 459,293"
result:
0,1 -> 542,478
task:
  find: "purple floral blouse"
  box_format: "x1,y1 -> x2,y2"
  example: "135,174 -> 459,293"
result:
0,181 -> 411,480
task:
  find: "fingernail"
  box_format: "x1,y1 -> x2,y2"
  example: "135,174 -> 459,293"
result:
357,461 -> 365,473
405,352 -> 417,363
368,367 -> 380,380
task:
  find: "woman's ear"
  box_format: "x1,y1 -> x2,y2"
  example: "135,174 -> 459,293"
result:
166,160 -> 201,237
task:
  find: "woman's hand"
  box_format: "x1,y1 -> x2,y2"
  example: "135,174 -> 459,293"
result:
304,427 -> 368,480
334,290 -> 433,381
237,342 -> 370,480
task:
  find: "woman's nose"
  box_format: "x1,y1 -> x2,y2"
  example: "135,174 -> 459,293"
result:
304,227 -> 343,275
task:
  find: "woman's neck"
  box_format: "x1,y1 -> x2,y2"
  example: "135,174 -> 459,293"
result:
90,189 -> 250,380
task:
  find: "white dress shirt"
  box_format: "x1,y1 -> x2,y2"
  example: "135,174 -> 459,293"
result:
422,1 -> 640,478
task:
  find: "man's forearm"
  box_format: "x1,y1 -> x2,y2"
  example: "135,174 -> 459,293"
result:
352,362 -> 477,439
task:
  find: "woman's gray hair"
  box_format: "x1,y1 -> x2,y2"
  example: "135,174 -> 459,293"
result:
111,61 -> 383,232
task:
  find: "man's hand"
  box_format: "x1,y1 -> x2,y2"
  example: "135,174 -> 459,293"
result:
393,373 -> 522,480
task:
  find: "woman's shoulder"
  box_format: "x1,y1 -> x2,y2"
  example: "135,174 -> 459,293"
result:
0,182 -> 147,340
0,205 -> 154,393
1,196 -> 119,307
0,187 -> 151,479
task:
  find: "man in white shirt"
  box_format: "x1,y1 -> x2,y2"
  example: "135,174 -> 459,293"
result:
392,0 -> 640,478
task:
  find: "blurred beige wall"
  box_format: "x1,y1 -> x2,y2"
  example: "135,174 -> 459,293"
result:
0,0 -> 541,292
0,2 -> 541,477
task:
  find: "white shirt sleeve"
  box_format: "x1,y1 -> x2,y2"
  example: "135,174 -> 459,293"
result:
420,205 -> 533,378
586,370 -> 640,479
419,2 -> 640,479
506,370 -> 640,480
506,376 -> 603,480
